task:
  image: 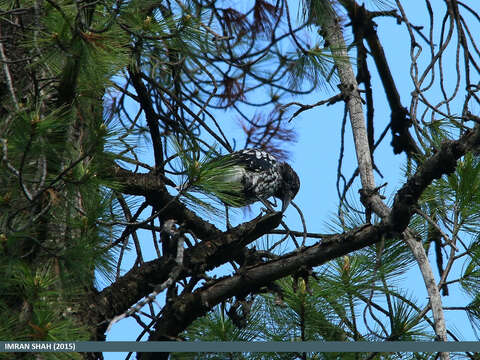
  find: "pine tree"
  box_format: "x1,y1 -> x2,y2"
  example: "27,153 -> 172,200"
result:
1,1 -> 480,360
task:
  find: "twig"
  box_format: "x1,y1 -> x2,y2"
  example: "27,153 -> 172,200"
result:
290,201 -> 307,247
283,93 -> 344,122
269,229 -> 335,239
415,207 -> 458,250
0,27 -> 19,109
107,220 -> 185,332
321,10 -> 450,357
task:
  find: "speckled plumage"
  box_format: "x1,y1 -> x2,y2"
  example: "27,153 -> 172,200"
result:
220,149 -> 300,211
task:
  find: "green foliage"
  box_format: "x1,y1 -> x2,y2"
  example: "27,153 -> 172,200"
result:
185,302 -> 262,341
446,153 -> 480,233
1,0 -> 220,342
174,254 -> 435,355
1,0 -> 479,353
13,0 -> 129,99
300,0 -> 335,26
0,103 -> 120,279
5,105 -> 69,172
360,238 -> 415,283
419,152 -> 480,237
262,277 -> 351,343
0,0 -> 128,343
170,137 -> 247,214
173,302 -> 262,360
287,47 -> 335,91
119,0 -> 215,85
422,118 -> 460,157
389,296 -> 429,340
0,261 -> 89,344
460,240 -> 480,296
465,294 -> 480,337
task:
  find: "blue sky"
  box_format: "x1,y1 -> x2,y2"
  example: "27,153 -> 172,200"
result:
103,0 -> 480,357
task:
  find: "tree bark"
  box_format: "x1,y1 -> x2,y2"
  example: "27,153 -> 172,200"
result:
321,12 -> 449,357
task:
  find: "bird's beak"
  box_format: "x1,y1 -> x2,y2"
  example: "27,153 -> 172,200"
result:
281,193 -> 292,212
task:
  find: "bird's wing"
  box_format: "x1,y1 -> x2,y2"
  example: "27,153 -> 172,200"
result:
229,149 -> 277,172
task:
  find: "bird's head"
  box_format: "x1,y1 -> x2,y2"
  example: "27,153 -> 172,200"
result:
276,162 -> 300,212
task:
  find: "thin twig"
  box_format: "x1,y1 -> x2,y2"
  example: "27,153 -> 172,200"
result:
415,207 -> 458,250
0,27 -> 19,109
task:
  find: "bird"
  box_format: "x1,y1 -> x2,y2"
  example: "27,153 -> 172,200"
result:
206,149 -> 300,223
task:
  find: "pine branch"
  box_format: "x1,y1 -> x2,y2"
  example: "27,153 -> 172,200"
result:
139,125 -> 480,351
